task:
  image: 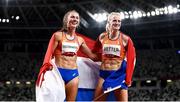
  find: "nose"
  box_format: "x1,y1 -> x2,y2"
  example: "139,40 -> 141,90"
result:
115,21 -> 119,24
114,22 -> 120,25
116,20 -> 121,23
74,16 -> 79,20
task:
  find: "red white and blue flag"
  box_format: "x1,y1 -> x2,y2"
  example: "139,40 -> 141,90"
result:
36,32 -> 136,102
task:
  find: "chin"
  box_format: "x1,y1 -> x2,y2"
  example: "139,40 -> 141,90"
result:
70,25 -> 78,28
112,27 -> 120,29
113,28 -> 120,31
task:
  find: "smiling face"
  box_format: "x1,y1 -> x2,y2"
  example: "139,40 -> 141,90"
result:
106,12 -> 122,32
109,14 -> 121,31
67,11 -> 80,29
62,10 -> 80,31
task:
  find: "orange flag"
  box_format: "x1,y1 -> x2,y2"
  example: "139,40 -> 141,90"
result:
125,38 -> 136,86
36,34 -> 55,87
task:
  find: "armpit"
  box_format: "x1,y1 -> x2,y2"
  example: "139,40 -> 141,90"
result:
77,36 -> 85,45
122,34 -> 129,47
54,31 -> 63,41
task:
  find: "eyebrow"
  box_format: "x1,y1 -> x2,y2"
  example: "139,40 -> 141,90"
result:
112,19 -> 121,21
70,15 -> 79,17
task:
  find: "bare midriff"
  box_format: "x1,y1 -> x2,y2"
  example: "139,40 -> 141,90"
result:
55,54 -> 77,69
101,58 -> 123,70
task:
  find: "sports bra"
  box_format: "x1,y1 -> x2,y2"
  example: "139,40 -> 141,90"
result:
54,32 -> 80,56
100,32 -> 126,60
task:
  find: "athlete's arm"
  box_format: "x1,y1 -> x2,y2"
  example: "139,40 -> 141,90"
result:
53,32 -> 62,53
78,37 -> 97,60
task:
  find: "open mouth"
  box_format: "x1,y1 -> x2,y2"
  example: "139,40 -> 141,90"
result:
71,20 -> 79,25
113,24 -> 120,27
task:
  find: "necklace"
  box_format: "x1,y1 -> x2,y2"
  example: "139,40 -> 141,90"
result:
65,33 -> 75,40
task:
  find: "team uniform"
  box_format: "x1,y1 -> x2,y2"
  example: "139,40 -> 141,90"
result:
93,31 -> 136,93
36,32 -> 99,102
36,31 -> 84,86
54,32 -> 81,84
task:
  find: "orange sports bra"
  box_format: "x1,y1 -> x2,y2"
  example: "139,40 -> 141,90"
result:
54,32 -> 80,56
100,32 -> 126,60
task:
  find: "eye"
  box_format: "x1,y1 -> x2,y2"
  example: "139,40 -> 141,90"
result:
70,16 -> 75,18
112,19 -> 121,23
112,20 -> 117,22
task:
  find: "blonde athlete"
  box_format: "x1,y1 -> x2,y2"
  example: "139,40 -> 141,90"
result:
93,12 -> 136,101
36,10 -> 96,101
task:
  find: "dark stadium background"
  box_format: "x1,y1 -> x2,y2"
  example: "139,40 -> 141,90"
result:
0,0 -> 180,101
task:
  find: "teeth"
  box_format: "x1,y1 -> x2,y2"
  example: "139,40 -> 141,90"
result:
72,22 -> 78,24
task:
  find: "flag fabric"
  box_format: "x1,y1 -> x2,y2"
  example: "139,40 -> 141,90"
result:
92,35 -> 136,93
125,38 -> 136,86
35,32 -> 99,102
103,60 -> 128,93
36,34 -> 55,87
35,32 -> 136,101
36,59 -> 66,102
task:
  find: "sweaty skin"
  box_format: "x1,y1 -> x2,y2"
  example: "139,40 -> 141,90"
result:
100,33 -> 129,70
53,31 -> 86,69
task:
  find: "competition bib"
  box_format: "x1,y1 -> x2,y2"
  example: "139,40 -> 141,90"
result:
103,44 -> 120,57
62,42 -> 79,54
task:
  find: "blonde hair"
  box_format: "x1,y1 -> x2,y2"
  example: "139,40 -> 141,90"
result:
61,10 -> 80,31
105,12 -> 121,32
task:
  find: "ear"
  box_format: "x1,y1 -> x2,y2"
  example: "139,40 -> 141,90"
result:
107,21 -> 111,24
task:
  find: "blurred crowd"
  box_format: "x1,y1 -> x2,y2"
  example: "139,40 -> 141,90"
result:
129,80 -> 180,101
0,48 -> 179,101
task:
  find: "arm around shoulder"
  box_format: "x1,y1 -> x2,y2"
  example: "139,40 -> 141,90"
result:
78,36 -> 98,60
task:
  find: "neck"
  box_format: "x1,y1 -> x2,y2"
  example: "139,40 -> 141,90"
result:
109,30 -> 119,40
67,28 -> 76,36
110,29 -> 119,36
112,30 -> 118,35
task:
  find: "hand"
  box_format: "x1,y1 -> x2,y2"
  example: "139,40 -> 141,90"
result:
47,65 -> 53,71
125,81 -> 132,87
36,63 -> 53,87
127,84 -> 131,87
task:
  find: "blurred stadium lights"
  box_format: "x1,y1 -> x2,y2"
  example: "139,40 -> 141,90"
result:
146,12 -> 151,17
92,12 -> 108,22
4,81 -> 32,85
0,18 -> 10,23
1,5 -> 179,24
0,16 -> 20,23
166,79 -> 172,83
2,19 -> 6,23
16,81 -> 21,85
177,50 -> 180,54
11,16 -> 14,19
6,19 -> 9,23
146,80 -> 152,83
5,81 -> 11,85
11,15 -> 20,20
15,16 -> 20,20
26,81 -> 31,85
92,5 -> 180,23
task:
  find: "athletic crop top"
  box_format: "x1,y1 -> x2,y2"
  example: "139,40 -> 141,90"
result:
100,32 -> 126,60
54,32 -> 80,56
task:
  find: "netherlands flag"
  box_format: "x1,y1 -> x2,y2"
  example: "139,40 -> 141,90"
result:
35,32 -> 136,101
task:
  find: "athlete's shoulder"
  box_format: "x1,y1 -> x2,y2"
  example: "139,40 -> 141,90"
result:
54,31 -> 63,40
76,35 -> 85,44
99,31 -> 107,40
54,31 -> 63,36
121,32 -> 130,41
77,35 -> 84,40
